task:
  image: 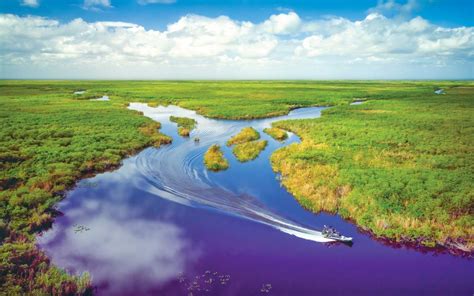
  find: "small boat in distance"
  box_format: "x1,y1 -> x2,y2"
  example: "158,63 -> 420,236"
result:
194,137 -> 200,143
322,225 -> 353,242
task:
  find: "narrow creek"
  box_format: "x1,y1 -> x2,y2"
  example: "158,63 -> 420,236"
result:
37,103 -> 473,295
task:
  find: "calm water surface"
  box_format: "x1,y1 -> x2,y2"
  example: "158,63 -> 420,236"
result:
37,103 -> 473,295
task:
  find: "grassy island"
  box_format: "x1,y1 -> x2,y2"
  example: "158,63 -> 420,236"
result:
204,144 -> 229,171
264,127 -> 288,141
226,127 -> 260,146
227,127 -> 267,162
233,140 -> 268,162
169,116 -> 197,137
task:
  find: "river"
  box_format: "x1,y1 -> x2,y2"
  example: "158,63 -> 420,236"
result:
37,103 -> 473,295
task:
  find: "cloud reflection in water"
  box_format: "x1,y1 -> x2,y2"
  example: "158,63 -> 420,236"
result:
38,191 -> 197,295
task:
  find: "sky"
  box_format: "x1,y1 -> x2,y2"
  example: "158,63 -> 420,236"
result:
0,0 -> 473,79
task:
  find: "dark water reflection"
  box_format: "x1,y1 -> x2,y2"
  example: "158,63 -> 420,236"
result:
38,104 -> 473,295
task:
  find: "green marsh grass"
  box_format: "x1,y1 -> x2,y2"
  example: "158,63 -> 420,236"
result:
226,127 -> 260,146
204,144 -> 229,171
271,86 -> 474,252
264,127 -> 288,141
169,116 -> 197,137
233,140 -> 268,162
227,127 -> 267,162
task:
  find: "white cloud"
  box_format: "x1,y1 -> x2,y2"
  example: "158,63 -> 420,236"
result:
137,0 -> 176,4
295,13 -> 473,59
165,14 -> 278,59
83,0 -> 112,10
20,0 -> 39,7
261,11 -> 301,34
0,11 -> 472,79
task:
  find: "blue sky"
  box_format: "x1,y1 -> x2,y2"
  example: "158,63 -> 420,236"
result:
0,0 -> 473,79
2,0 -> 473,29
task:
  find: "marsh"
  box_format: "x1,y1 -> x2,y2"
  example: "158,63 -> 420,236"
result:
37,103 -> 474,295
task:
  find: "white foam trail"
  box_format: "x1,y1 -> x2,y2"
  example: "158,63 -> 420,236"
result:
128,103 -> 334,244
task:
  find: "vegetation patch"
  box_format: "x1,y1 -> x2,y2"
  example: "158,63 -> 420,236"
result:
271,86 -> 474,253
0,239 -> 93,295
226,127 -> 260,146
264,127 -> 288,141
227,127 -> 267,161
139,122 -> 172,146
169,116 -> 197,137
233,140 -> 268,162
204,144 -> 229,171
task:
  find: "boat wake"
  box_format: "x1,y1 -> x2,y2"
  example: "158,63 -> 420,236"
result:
128,103 -> 334,243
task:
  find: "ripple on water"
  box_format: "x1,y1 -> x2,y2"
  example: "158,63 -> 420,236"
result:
128,103 -> 334,243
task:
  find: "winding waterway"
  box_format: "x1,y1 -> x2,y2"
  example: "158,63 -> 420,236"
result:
37,103 -> 473,295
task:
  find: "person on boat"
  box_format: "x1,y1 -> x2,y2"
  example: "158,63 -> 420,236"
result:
323,225 -> 339,237
322,225 -> 331,236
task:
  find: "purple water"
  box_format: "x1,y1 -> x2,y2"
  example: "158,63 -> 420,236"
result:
37,104 -> 473,295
